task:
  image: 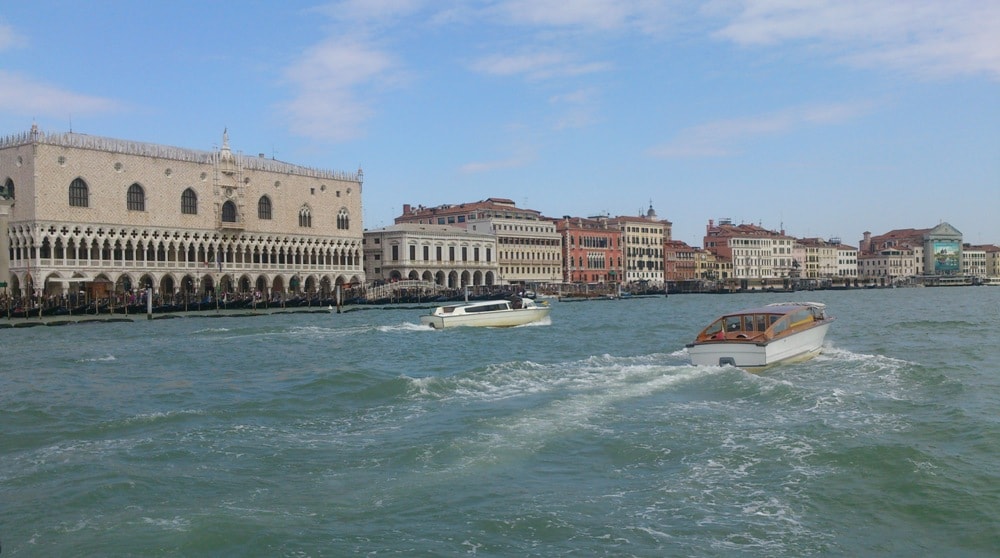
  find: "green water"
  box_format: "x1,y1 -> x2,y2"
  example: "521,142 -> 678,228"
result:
2,287 -> 998,556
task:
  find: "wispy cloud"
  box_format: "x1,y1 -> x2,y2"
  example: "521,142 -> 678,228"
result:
0,70 -> 121,117
491,0 -> 677,34
460,150 -> 535,174
712,0 -> 1000,80
313,0 -> 426,27
282,38 -> 396,142
0,21 -> 26,51
648,101 -> 873,158
549,88 -> 600,130
469,51 -> 610,80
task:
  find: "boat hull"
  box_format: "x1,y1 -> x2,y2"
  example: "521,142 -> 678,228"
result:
688,321 -> 831,371
420,307 -> 550,329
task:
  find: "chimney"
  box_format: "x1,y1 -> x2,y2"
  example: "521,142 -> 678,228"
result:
403,204 -> 411,214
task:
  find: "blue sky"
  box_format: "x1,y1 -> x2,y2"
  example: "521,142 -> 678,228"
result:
2,1 -> 998,246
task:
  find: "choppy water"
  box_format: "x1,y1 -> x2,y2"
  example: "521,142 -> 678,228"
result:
2,287 -> 999,556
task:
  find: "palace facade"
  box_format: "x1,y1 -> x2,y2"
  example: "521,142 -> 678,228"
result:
0,126 -> 364,300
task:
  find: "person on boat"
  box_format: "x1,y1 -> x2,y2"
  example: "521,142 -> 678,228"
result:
509,295 -> 523,309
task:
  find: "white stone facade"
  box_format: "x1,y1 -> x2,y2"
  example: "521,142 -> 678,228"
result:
364,224 -> 500,287
1,127 -> 364,299
614,209 -> 666,287
395,198 -> 562,285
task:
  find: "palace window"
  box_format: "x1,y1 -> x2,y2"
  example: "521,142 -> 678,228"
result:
69,178 -> 89,207
1,178 -> 13,199
258,196 -> 272,220
222,200 -> 237,222
181,188 -> 198,214
299,206 -> 312,228
337,208 -> 350,230
127,183 -> 145,211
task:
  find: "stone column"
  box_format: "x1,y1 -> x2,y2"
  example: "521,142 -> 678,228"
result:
0,197 -> 11,294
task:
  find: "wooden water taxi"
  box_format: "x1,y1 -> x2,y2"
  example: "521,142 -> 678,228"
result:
687,302 -> 833,371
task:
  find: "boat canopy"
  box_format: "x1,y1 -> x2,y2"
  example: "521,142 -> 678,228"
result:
695,303 -> 826,343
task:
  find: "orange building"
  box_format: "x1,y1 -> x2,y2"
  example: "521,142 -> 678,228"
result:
555,216 -> 623,284
663,240 -> 699,282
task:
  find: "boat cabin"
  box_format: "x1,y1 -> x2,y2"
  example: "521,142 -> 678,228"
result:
694,304 -> 827,343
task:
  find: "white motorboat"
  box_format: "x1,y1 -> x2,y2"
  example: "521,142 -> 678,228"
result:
687,302 -> 834,371
420,297 -> 550,329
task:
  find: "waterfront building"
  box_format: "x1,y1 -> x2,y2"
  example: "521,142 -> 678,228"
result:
797,238 -> 838,284
859,228 -> 926,277
694,248 -> 724,283
858,247 -> 917,285
703,219 -> 796,289
554,215 -> 623,284
663,240 -> 698,283
981,245 -> 1000,279
961,244 -> 987,280
395,198 -> 562,286
362,224 -> 499,287
835,242 -> 859,283
0,126 -> 364,300
860,223 -> 965,284
611,205 -> 668,288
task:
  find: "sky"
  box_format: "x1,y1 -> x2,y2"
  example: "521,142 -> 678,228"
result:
1,0 -> 998,246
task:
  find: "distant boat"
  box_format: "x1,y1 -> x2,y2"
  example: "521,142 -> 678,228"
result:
420,297 -> 550,329
687,302 -> 834,371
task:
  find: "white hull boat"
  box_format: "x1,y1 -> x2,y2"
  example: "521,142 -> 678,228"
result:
687,302 -> 834,371
420,298 -> 550,329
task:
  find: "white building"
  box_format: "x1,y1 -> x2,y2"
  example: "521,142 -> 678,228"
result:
363,224 -> 499,287
835,242 -> 859,281
703,219 -> 796,287
961,245 -> 987,279
613,205 -> 668,287
395,198 -> 561,285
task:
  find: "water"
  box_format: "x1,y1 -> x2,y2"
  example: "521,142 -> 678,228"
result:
2,288 -> 999,556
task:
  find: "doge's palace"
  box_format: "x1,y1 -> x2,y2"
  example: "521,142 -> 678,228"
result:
0,125 -> 364,299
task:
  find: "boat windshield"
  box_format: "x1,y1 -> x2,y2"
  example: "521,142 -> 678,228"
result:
464,302 -> 509,313
700,312 -> 786,340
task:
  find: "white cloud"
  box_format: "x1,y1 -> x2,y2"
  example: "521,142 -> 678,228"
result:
712,0 -> 1000,80
0,71 -> 120,116
648,101 -> 873,158
282,38 -> 395,142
